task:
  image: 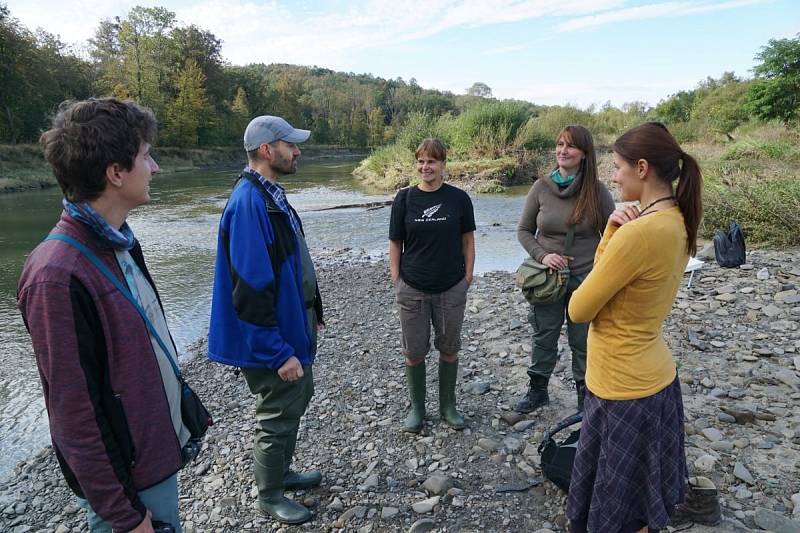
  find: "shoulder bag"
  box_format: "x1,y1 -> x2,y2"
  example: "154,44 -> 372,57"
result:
515,225 -> 574,305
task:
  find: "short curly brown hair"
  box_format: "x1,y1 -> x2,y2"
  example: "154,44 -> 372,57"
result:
40,98 -> 157,201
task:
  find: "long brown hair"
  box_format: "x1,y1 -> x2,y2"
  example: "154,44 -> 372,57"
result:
613,122 -> 702,255
555,125 -> 604,231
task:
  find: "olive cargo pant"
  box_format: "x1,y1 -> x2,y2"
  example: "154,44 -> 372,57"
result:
527,272 -> 588,382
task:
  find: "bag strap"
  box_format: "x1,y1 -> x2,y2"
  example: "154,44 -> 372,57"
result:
563,224 -> 576,257
538,411 -> 583,452
45,233 -> 182,379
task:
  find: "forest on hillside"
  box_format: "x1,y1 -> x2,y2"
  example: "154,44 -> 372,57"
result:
2,3 -> 798,150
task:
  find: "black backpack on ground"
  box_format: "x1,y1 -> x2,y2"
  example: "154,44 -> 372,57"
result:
538,412 -> 583,492
713,221 -> 746,268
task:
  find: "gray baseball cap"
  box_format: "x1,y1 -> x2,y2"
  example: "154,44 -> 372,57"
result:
243,115 -> 310,150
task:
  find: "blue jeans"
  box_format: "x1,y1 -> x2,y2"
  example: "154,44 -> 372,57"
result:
78,474 -> 181,532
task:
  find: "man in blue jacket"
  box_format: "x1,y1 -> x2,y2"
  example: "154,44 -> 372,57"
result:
208,115 -> 323,524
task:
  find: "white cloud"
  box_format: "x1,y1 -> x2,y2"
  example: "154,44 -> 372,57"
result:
175,0 -> 626,67
558,0 -> 767,32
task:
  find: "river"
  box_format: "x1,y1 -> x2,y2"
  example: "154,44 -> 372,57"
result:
0,158 -> 531,480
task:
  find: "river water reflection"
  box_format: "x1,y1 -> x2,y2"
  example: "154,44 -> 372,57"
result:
0,158 -> 530,479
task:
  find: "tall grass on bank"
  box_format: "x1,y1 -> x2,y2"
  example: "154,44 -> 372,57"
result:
701,131 -> 800,246
703,169 -> 800,247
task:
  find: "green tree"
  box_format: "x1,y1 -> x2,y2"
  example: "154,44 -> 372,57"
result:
746,34 -> 800,124
467,82 -> 492,98
115,6 -> 177,118
653,90 -> 697,123
163,59 -> 211,146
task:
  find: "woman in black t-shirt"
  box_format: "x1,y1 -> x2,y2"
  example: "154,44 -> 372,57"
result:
389,138 -> 476,433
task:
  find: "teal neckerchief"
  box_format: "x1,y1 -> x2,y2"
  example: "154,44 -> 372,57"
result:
550,168 -> 575,187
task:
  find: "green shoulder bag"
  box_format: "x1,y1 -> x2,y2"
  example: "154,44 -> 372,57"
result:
514,225 -> 574,305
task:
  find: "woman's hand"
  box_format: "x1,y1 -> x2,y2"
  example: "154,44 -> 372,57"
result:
609,205 -> 640,227
542,253 -> 570,271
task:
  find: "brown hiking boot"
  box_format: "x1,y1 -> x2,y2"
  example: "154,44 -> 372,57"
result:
673,476 -> 722,527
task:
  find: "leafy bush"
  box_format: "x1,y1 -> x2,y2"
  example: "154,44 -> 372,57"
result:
514,105 -> 594,151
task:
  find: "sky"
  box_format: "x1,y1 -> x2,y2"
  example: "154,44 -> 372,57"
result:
5,0 -> 799,107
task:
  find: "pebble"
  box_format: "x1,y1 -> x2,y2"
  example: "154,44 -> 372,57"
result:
381,506 -> 399,519
734,462 -> 756,485
702,427 -> 725,442
754,507 -> 800,533
412,496 -> 440,514
422,474 -> 453,496
408,518 -> 437,533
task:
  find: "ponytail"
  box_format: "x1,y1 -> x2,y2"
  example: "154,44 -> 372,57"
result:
614,122 -> 703,256
676,153 -> 702,256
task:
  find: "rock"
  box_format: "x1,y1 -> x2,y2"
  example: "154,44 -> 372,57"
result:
408,518 -> 437,533
734,462 -> 756,485
754,507 -> 800,532
718,412 -> 736,423
513,419 -> 535,432
477,438 -> 500,452
412,496 -> 440,514
422,474 -> 453,495
776,369 -> 800,389
757,268 -> 770,280
500,412 -> 524,426
710,440 -> 734,452
465,381 -> 490,395
503,436 -> 523,452
327,497 -> 344,511
763,304 -> 783,317
721,407 -> 756,424
381,506 -> 399,519
702,427 -> 724,442
339,505 -> 368,522
359,474 -> 379,491
694,455 -> 716,471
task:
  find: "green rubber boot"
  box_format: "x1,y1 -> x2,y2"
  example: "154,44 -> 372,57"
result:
438,359 -> 465,429
254,435 -> 312,524
403,362 -> 426,433
258,490 -> 313,524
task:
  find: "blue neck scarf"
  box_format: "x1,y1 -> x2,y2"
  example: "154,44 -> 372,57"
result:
550,168 -> 576,187
63,199 -> 136,251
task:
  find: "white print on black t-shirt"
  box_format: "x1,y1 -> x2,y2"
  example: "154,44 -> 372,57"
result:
422,204 -> 442,218
414,203 -> 447,223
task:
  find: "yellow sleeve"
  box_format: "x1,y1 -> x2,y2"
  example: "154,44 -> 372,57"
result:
569,222 -> 646,323
593,219 -> 618,262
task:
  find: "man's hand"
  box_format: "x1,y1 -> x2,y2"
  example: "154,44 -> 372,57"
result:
129,510 -> 154,533
465,273 -> 473,286
609,205 -> 641,227
278,356 -> 304,382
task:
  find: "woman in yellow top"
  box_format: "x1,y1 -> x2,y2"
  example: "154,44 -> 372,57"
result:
566,122 -> 702,533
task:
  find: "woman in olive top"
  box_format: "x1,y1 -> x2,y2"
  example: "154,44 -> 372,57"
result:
389,138 -> 476,433
566,122 -> 703,533
514,125 -> 614,414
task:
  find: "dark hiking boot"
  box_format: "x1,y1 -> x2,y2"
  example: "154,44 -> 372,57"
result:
403,363 -> 426,433
258,491 -> 313,524
284,470 -> 322,490
439,359 -> 465,429
576,380 -> 586,412
513,376 -> 549,414
673,476 -> 722,527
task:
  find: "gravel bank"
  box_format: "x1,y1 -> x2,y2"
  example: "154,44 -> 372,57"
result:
2,247 -> 799,533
